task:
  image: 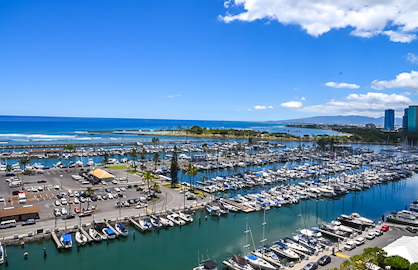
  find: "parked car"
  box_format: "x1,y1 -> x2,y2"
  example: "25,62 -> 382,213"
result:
53,185 -> 60,190
303,262 -> 318,270
381,225 -> 390,232
406,226 -> 418,233
54,200 -> 61,206
62,214 -> 75,220
54,209 -> 61,217
366,232 -> 376,240
74,198 -> 80,204
374,230 -> 383,236
0,197 -> 4,202
61,198 -> 68,205
344,241 -> 356,250
61,208 -> 68,215
21,219 -> 36,226
317,255 -> 331,266
355,237 -> 365,246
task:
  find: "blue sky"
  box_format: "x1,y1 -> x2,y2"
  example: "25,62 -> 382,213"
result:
1,0 -> 418,121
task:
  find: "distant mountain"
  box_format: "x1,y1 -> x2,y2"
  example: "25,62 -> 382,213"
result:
270,115 -> 403,126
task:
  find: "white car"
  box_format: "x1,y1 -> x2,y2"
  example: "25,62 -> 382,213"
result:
115,187 -> 121,192
54,208 -> 61,216
355,237 -> 365,246
366,232 -> 375,240
38,186 -> 44,191
344,241 -> 356,250
74,191 -> 79,197
74,198 -> 80,204
120,187 -> 126,192
108,193 -> 114,199
54,200 -> 61,206
61,198 -> 68,205
374,230 -> 382,236
112,180 -> 118,185
101,181 -> 108,185
0,196 -> 4,202
53,185 -> 60,190
61,208 -> 68,215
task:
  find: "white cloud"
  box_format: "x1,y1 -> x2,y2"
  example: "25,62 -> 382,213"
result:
221,0 -> 418,43
301,97 -> 306,101
371,70 -> 418,91
303,92 -> 411,117
325,82 -> 360,89
407,53 -> 418,64
267,105 -> 274,109
167,94 -> 182,98
281,101 -> 303,108
254,105 -> 274,110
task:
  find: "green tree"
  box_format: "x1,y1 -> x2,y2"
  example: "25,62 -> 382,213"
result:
153,181 -> 160,192
20,156 -> 31,169
410,263 -> 418,270
170,146 -> 180,188
153,152 -> 160,171
85,186 -> 94,197
151,137 -> 160,146
143,171 -> 154,191
102,152 -> 109,168
185,163 -> 199,193
5,164 -> 11,172
128,148 -> 138,171
384,256 -> 410,270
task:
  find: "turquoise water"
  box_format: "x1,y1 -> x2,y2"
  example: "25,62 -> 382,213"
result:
3,176 -> 418,270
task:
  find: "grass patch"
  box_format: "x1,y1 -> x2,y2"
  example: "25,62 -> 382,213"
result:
148,197 -> 159,203
163,183 -> 182,189
188,189 -> 207,197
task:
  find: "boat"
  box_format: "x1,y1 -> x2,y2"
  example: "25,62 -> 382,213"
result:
88,228 -> 102,242
270,242 -> 299,260
0,242 -> 4,265
245,254 -> 275,270
193,259 -> 218,270
410,200 -> 418,212
281,237 -> 310,254
86,159 -> 95,167
225,255 -> 253,270
115,223 -> 129,237
102,228 -> 116,239
75,231 -> 87,246
386,210 -> 418,227
150,216 -> 163,229
167,213 -> 186,226
139,219 -> 153,231
178,211 -> 193,223
206,205 -> 221,217
60,233 -> 73,249
159,216 -> 174,227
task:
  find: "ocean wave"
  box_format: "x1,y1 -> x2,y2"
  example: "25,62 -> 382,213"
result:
0,133 -> 77,139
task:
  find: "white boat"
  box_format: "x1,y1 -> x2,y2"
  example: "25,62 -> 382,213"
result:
281,238 -> 309,254
139,219 -> 153,231
159,216 -> 174,227
102,228 -> 116,239
88,228 -> 103,242
227,255 -> 253,270
86,159 -> 95,167
0,242 -> 4,265
206,205 -> 221,217
60,233 -> 73,249
245,254 -> 275,270
167,213 -> 186,226
150,216 -> 163,229
75,160 -> 83,167
178,211 -> 193,223
75,231 -> 87,246
115,223 -> 129,237
193,259 -> 218,270
410,200 -> 418,212
53,161 -> 62,168
11,162 -> 20,170
271,242 -> 299,260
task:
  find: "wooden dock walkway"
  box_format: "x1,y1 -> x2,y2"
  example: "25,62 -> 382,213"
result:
51,231 -> 63,249
219,199 -> 254,213
104,220 -> 120,236
129,217 -> 147,231
318,229 -> 346,239
80,227 -> 93,242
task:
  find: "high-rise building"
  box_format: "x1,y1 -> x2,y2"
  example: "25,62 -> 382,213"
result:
408,106 -> 418,132
384,109 -> 395,130
403,108 -> 409,131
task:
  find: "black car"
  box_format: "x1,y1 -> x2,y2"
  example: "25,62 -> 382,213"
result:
304,262 -> 318,270
21,219 -> 36,226
62,214 -> 75,220
317,255 -> 332,266
406,226 -> 418,233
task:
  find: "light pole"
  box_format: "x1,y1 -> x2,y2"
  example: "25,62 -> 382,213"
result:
60,175 -> 63,190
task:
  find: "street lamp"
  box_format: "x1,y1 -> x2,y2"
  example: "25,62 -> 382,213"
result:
60,175 -> 63,190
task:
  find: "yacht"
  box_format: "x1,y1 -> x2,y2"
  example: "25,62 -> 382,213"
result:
206,205 -> 221,217
115,223 -> 129,237
193,259 -> 218,270
150,216 -> 163,229
226,255 -> 253,270
75,231 -> 87,246
159,216 -> 174,227
102,228 -> 116,239
270,242 -> 299,260
60,233 -> 73,249
167,213 -> 185,226
410,200 -> 418,212
86,159 -> 95,167
245,254 -> 275,270
89,228 -> 103,242
139,219 -> 153,231
0,242 -> 4,265
178,211 -> 193,223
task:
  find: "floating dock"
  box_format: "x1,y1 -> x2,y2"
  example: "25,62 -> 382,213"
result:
219,199 -> 254,213
80,227 -> 93,242
51,231 -> 63,249
129,217 -> 147,232
318,229 -> 346,240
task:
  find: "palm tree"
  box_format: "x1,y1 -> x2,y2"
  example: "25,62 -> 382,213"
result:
153,152 -> 160,171
85,187 -> 94,210
185,163 -> 199,193
153,181 -> 160,192
128,148 -> 138,171
143,171 -> 154,191
20,156 -> 30,170
5,164 -> 11,172
102,152 -> 109,168
170,146 -> 180,188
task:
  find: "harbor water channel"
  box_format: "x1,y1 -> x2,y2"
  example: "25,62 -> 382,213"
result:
3,150 -> 418,269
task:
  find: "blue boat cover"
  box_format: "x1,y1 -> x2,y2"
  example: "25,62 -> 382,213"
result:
263,202 -> 269,205
311,227 -> 319,231
161,168 -> 166,171
247,255 -> 258,261
105,228 -> 115,235
275,242 -> 287,248
61,233 -> 72,242
118,223 -> 126,230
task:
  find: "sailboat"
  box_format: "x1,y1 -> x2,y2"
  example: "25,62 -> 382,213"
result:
0,242 -> 4,265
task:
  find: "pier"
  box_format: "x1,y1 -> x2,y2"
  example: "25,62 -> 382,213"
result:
79,227 -> 93,242
51,231 -> 63,249
219,199 -> 254,213
104,220 -> 120,236
129,217 -> 147,232
318,229 -> 346,240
